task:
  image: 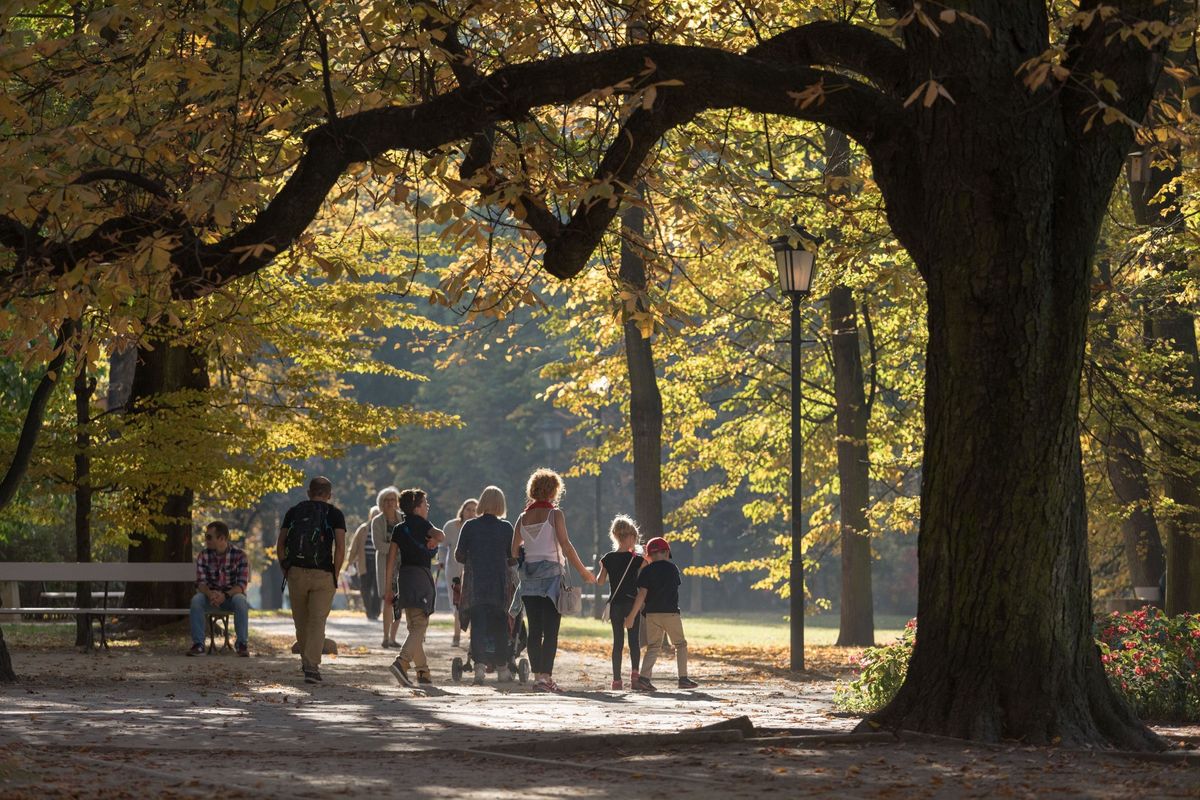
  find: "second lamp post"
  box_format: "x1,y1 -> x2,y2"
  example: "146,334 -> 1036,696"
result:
769,221 -> 819,673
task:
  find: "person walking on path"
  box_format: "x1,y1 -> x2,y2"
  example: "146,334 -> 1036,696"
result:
386,488 -> 444,686
347,505 -> 382,621
440,498 -> 478,647
187,521 -> 251,657
455,487 -> 514,684
595,515 -> 644,689
624,536 -> 697,691
278,477 -> 346,685
372,486 -> 403,648
511,468 -> 596,693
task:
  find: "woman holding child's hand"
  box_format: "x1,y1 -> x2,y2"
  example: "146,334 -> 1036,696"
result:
511,468 -> 596,694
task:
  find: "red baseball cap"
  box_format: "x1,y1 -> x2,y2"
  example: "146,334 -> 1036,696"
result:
646,537 -> 670,554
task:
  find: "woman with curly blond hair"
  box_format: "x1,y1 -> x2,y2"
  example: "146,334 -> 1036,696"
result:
511,468 -> 596,692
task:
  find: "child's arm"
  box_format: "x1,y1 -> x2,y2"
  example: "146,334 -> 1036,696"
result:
624,587 -> 647,629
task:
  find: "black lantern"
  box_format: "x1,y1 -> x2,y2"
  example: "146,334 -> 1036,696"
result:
769,221 -> 821,296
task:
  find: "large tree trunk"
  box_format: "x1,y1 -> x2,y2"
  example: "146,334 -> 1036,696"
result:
74,356 -> 95,647
863,7 -> 1161,749
620,198 -> 665,543
825,127 -> 875,647
123,340 -> 209,620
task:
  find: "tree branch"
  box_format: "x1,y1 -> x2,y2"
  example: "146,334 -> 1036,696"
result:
747,20 -> 909,96
0,321 -> 72,512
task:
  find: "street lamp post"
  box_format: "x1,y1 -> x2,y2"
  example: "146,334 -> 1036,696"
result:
769,221 -> 819,673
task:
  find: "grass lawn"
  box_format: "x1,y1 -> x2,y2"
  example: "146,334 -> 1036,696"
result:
555,611 -> 910,648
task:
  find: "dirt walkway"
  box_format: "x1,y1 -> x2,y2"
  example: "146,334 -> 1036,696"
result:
2,614 -> 1198,798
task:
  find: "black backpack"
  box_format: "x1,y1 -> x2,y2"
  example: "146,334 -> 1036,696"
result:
282,500 -> 334,571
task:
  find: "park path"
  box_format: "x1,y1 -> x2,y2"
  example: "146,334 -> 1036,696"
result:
4,615 -> 1198,798
1,612 -> 848,756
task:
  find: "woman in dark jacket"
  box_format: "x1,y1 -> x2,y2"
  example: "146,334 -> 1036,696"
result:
455,485 -> 514,685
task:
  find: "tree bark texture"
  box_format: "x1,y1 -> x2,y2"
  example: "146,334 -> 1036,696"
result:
824,127 -> 875,647
863,4 -> 1166,748
74,359 -> 95,647
620,198 -> 665,543
123,340 -> 209,621
0,625 -> 13,683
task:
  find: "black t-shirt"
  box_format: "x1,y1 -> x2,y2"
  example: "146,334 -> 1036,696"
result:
280,500 -> 346,571
390,514 -> 437,570
636,559 -> 681,614
601,551 -> 643,605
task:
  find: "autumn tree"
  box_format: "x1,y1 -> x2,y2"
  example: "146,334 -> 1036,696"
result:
2,1 -> 1197,746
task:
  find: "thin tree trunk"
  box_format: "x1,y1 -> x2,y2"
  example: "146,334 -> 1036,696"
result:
1092,261 -> 1164,596
830,285 -> 875,645
1127,135 -> 1200,613
74,356 -> 95,647
123,340 -> 209,622
825,128 -> 875,647
620,197 -> 665,543
0,625 -> 13,682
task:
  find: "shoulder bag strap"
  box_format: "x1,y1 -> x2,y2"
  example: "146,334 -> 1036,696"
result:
605,553 -> 637,608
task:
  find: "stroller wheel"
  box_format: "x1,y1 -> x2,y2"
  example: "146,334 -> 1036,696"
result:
451,657 -> 463,682
518,658 -> 530,684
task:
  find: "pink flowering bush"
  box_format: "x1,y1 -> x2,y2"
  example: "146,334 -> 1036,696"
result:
1097,606 -> 1200,722
835,609 -> 1200,721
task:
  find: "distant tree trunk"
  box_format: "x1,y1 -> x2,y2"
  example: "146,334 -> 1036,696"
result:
1154,305 -> 1200,614
830,285 -> 875,645
620,197 -> 665,543
123,340 -> 209,621
689,536 -> 703,614
1092,261 -> 1164,597
0,626 -> 13,682
825,128 -> 874,647
74,356 -> 96,647
1127,140 -> 1200,613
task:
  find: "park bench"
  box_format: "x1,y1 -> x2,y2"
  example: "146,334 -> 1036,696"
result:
0,562 -> 233,652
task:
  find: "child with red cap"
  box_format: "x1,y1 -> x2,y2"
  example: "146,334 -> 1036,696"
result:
624,536 -> 698,690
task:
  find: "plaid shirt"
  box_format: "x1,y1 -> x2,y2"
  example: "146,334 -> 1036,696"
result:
195,545 -> 249,592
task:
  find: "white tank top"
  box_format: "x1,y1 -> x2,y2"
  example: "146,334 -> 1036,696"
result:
521,512 -> 560,564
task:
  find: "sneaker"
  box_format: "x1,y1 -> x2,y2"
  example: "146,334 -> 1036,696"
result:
390,657 -> 414,687
611,679 -> 623,690
417,672 -> 433,686
532,679 -> 555,693
632,675 -> 657,692
452,637 -> 461,648
303,667 -> 322,684
631,670 -> 640,685
186,643 -> 206,657
235,643 -> 249,658
678,676 -> 699,689
473,665 -> 487,686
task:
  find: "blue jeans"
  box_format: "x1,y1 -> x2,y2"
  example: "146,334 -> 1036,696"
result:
190,592 -> 249,647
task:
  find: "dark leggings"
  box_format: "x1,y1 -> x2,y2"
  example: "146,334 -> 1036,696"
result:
609,601 -> 641,680
524,595 -> 561,675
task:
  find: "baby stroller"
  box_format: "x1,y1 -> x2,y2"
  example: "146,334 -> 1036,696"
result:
451,574 -> 530,684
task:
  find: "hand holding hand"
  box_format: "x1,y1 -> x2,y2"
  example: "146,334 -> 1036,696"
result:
624,615 -> 635,630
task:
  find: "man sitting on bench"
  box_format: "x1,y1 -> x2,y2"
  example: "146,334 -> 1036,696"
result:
187,521 -> 250,657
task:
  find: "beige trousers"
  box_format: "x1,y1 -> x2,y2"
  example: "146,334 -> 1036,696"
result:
288,567 -> 335,669
398,607 -> 430,672
640,612 -> 688,679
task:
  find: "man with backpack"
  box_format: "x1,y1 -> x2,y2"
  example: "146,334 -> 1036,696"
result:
277,476 -> 347,684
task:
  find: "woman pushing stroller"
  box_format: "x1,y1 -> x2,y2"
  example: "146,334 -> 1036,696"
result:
455,485 -> 520,684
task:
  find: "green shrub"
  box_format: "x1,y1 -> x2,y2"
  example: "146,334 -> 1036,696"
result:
832,618 -> 915,714
834,608 -> 1200,722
